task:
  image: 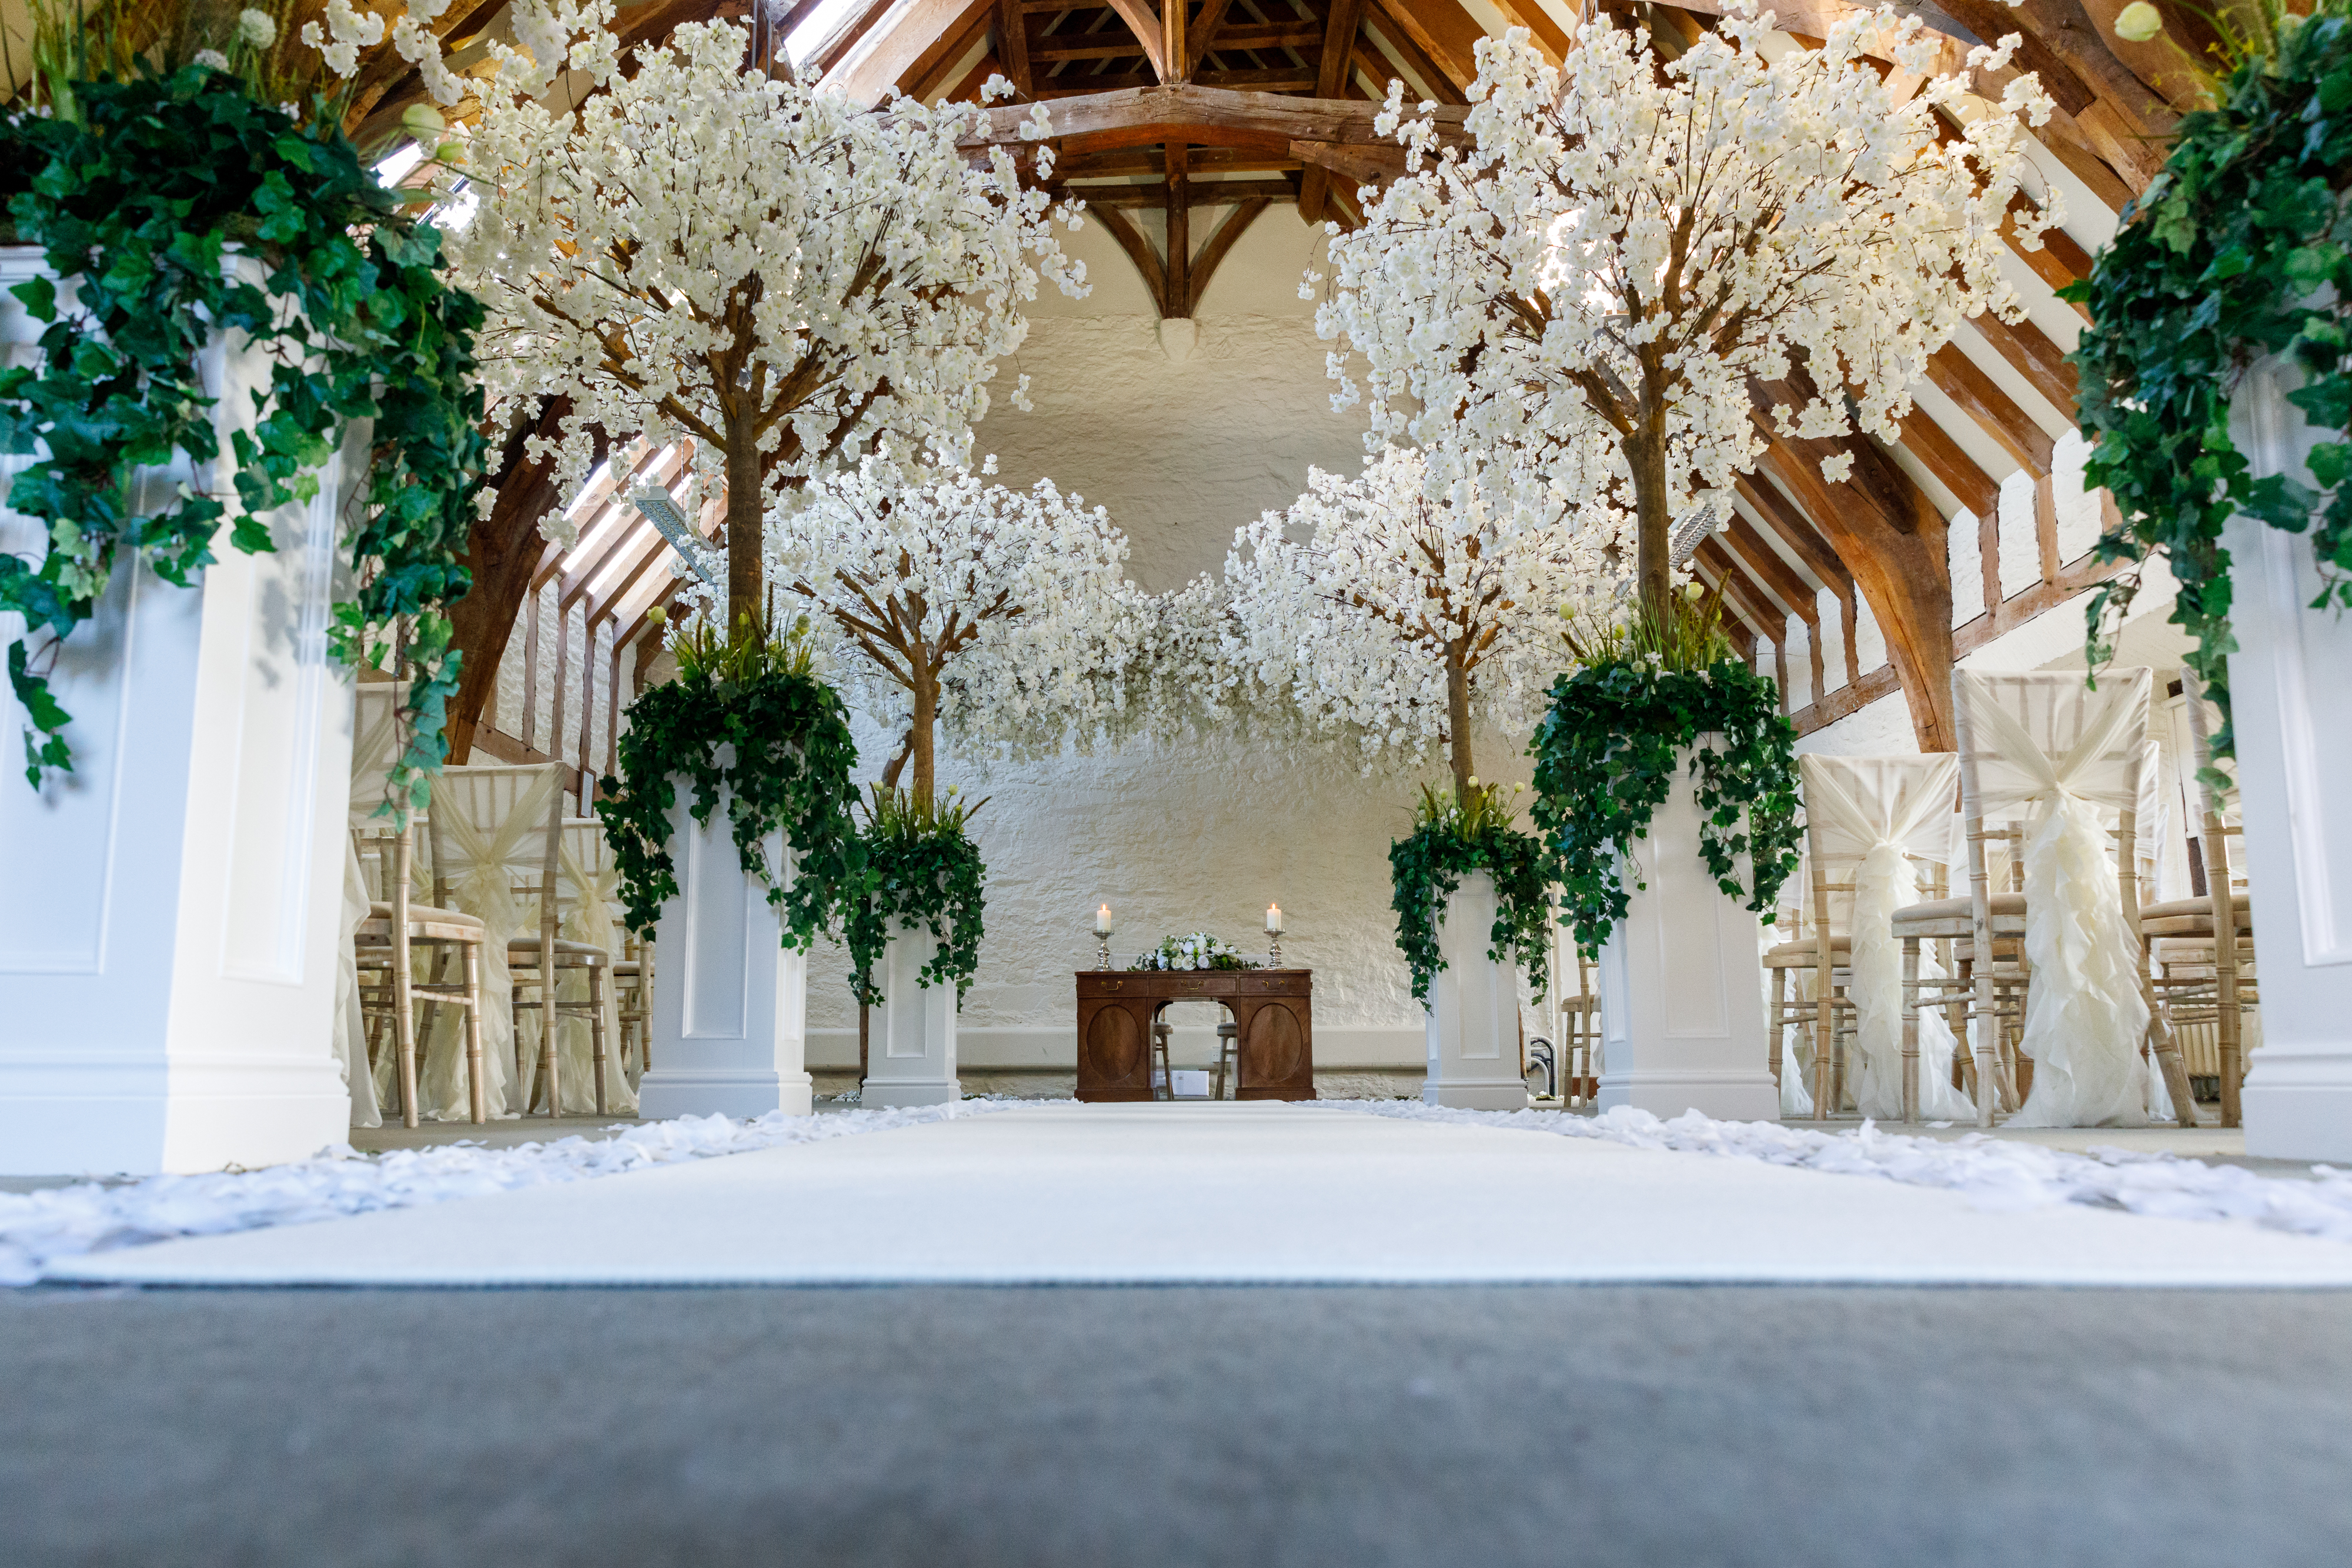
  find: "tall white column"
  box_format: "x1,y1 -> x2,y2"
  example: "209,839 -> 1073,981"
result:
1422,871 -> 1529,1111
637,790 -> 813,1120
0,253 -> 355,1175
861,927 -> 960,1107
2228,361 -> 2352,1160
1596,745 -> 1781,1122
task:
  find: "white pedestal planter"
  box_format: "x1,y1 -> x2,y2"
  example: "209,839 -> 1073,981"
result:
2227,361 -> 2352,1160
638,790 -> 813,1121
1422,871 -> 1529,1111
1595,745 -> 1781,1122
0,252 -> 355,1175
861,927 -> 960,1107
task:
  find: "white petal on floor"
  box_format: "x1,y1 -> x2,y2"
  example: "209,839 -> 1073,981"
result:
48,1104 -> 2352,1288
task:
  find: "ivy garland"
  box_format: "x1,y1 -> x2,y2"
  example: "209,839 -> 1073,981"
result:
0,66 -> 489,807
841,811 -> 988,1005
1388,786 -> 1555,1003
596,662 -> 867,953
1528,657 -> 1803,959
2066,6 -> 2352,764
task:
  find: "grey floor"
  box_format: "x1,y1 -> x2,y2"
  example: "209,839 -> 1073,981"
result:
2,1283 -> 2347,1567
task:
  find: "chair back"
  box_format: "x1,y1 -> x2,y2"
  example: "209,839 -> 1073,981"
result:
424,764 -> 567,948
349,680 -> 405,827
1798,755 -> 1960,892
1952,667 -> 2154,923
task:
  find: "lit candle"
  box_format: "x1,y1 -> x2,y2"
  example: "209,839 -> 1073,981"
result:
1265,902 -> 1282,935
1094,903 -> 1114,938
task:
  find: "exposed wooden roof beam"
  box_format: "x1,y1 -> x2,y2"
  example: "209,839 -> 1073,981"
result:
1088,203 -> 1169,314
1969,311 -> 2079,420
961,82 -> 1470,154
1361,5 -> 1469,104
1720,514 -> 1821,621
1924,343 -> 2056,477
1894,407 -> 2003,519
1299,0 -> 1369,222
1101,0 -> 1170,78
1181,197 -> 1271,313
1189,0 -> 1240,75
1369,0 -> 1487,91
1734,474 -> 1852,594
1063,176 -> 1298,205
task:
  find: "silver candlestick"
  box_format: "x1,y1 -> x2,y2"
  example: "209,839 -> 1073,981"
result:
1095,935 -> 1113,970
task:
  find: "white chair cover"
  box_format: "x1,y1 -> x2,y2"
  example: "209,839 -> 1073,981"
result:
333,684 -> 406,1128
332,834 -> 383,1129
509,819 -> 636,1115
1957,668 -> 2154,1128
1798,754 -> 1972,1121
422,764 -> 568,1118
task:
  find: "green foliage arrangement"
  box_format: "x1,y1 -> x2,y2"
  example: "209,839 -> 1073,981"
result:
2067,0 -> 2352,765
0,62 -> 485,805
597,617 -> 867,954
1388,780 -> 1554,1002
1530,594 -> 1803,958
1130,932 -> 1259,971
842,783 -> 988,1004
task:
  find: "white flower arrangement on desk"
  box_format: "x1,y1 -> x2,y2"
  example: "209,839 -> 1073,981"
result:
1131,934 -> 1261,972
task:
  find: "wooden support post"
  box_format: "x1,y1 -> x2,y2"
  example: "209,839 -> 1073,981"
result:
1164,141 -> 1190,316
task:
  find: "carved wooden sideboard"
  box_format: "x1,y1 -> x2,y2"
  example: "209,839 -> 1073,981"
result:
1074,969 -> 1315,1101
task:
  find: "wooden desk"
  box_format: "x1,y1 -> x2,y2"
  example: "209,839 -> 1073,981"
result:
1075,969 -> 1315,1101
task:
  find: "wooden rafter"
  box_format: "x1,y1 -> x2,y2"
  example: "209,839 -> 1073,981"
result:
1298,0 -> 1369,225
1925,343 -> 2057,478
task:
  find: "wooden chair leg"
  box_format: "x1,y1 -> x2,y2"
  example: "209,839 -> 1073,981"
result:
2139,972 -> 2202,1128
1769,968 -> 1787,1092
392,948 -> 421,1132
463,943 -> 487,1126
589,964 -> 610,1118
1900,938 -> 1921,1125
542,969 -> 562,1118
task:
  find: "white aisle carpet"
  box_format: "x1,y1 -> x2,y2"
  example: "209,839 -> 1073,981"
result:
49,1104 -> 2352,1288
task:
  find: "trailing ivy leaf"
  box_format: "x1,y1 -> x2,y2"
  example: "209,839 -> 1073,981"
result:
0,65 -> 489,813
2068,8 -> 2352,767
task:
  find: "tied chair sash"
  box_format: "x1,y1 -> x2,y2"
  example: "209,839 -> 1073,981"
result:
1959,674 -> 2153,1129
510,827 -> 637,1114
421,766 -> 567,1118
1799,755 -> 1972,1121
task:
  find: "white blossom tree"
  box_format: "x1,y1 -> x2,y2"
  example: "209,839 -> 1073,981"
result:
761,463 -> 1148,805
1221,447 -> 1615,797
1317,8 -> 2052,621
443,7 -> 1083,627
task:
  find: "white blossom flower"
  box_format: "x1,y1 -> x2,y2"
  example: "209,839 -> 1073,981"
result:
193,48 -> 230,72
237,8 -> 277,48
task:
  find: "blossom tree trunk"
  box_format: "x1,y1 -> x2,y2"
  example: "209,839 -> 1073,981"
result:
725,404 -> 765,628
1445,642 -> 1475,800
